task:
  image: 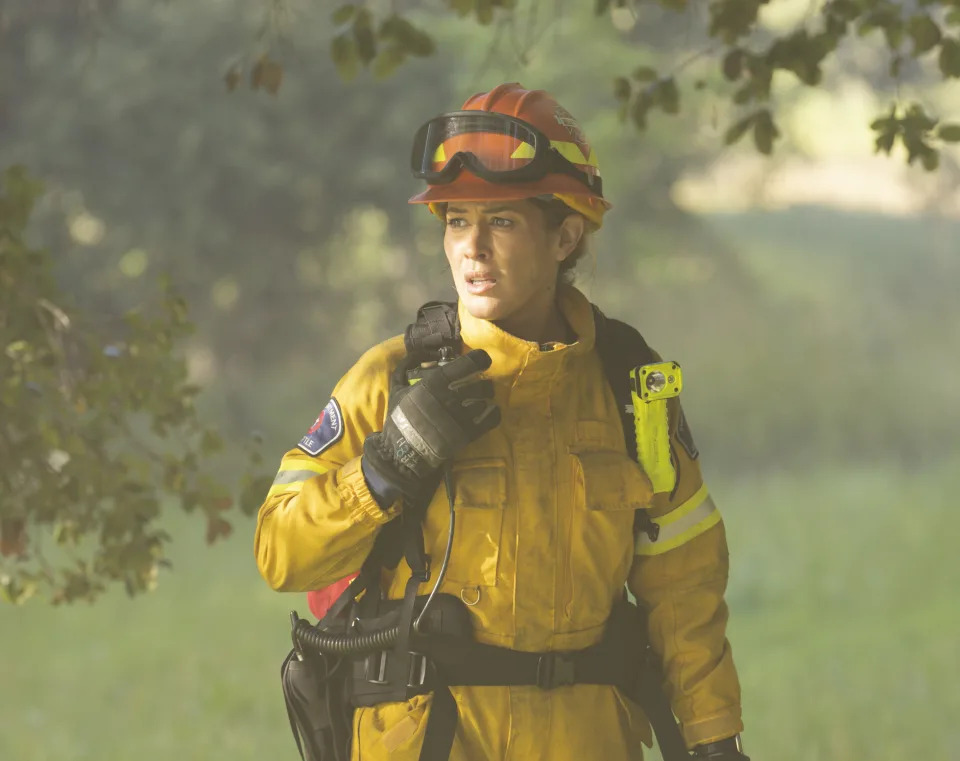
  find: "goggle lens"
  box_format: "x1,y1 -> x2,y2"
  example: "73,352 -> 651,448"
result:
411,110 -> 602,198
417,113 -> 541,176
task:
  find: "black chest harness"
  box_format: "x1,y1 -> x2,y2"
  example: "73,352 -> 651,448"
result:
280,302 -> 689,761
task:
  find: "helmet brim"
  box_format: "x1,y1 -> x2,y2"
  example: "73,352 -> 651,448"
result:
408,172 -> 611,210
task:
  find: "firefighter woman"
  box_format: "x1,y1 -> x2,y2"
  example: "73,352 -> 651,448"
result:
255,83 -> 748,761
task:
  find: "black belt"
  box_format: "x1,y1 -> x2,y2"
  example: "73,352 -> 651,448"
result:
350,603 -> 647,761
352,633 -> 636,702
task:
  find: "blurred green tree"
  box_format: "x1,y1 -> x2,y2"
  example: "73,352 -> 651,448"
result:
0,166 -> 271,604
1,0 -> 957,610
314,0 -> 960,169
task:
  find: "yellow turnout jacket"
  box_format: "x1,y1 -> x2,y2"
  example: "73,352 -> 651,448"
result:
255,285 -> 743,760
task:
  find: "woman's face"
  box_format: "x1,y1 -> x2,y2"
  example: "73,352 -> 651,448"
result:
443,199 -> 579,333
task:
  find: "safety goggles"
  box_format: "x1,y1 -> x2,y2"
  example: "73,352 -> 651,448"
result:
410,111 -> 603,196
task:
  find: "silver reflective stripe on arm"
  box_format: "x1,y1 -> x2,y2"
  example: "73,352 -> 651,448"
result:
635,484 -> 722,556
266,462 -> 330,499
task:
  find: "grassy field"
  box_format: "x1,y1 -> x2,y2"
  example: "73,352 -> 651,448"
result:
3,455 -> 958,761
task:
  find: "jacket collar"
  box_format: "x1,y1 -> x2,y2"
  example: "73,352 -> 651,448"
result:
457,285 -> 596,384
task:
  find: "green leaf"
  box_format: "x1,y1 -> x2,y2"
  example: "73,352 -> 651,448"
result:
724,112 -> 756,146
752,109 -> 780,155
332,4 -> 356,25
655,78 -> 680,115
379,17 -> 435,57
613,76 -> 631,102
476,0 -> 495,25
921,147 -> 940,171
939,37 -> 960,77
874,128 -> 898,155
732,83 -> 754,105
889,55 -> 903,79
908,14 -> 942,55
353,9 -> 377,64
331,33 -> 360,81
827,0 -> 860,24
936,123 -> 960,142
372,45 -> 407,79
630,91 -> 653,131
632,65 -> 658,82
722,48 -> 744,81
904,102 -> 938,132
448,0 -> 475,17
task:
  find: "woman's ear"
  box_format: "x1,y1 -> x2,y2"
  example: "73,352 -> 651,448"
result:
556,214 -> 586,262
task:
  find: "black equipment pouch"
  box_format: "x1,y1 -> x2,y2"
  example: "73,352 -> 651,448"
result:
280,645 -> 352,761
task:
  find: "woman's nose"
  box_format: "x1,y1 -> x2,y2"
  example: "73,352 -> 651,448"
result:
462,224 -> 490,260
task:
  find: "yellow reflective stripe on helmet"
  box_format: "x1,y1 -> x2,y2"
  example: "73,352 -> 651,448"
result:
433,144 -> 447,162
266,462 -> 329,500
635,484 -> 722,556
509,140 -> 600,169
510,142 -> 536,160
550,141 -> 600,169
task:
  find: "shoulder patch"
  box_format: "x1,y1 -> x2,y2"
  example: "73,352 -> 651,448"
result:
676,407 -> 699,461
297,398 -> 344,457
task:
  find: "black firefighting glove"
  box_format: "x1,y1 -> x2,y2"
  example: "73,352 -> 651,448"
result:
692,736 -> 750,761
361,349 -> 500,509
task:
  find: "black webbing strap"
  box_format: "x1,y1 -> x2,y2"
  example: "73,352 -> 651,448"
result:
591,305 -> 661,543
590,304 -> 655,463
384,501 -> 432,703
319,520 -> 399,630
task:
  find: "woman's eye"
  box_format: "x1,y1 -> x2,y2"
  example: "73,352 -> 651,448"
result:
491,217 -> 513,228
446,217 -> 466,228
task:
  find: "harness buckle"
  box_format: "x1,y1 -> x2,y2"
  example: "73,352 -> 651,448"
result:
364,650 -> 390,685
407,652 -> 429,688
363,651 -> 430,689
536,652 -> 577,689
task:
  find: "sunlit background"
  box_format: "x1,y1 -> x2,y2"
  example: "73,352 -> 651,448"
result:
3,1 -> 958,759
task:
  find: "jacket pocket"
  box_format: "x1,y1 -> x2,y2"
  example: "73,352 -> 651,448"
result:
353,694 -> 432,761
563,451 -> 653,628
442,458 -> 507,588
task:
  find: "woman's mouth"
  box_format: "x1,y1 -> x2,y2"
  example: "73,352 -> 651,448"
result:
465,274 -> 497,295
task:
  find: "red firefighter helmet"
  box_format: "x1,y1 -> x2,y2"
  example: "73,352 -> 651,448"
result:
408,83 -> 611,228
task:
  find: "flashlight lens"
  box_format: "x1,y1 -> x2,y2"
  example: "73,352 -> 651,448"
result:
646,371 -> 666,394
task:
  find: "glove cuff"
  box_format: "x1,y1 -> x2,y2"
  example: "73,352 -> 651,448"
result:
361,451 -> 404,510
693,735 -> 748,760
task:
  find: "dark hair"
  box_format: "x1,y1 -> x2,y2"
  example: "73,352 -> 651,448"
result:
434,198 -> 591,285
527,196 -> 589,285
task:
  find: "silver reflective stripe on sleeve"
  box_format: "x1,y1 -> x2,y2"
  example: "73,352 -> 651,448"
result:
635,484 -> 722,556
272,469 -> 326,486
266,462 -> 330,499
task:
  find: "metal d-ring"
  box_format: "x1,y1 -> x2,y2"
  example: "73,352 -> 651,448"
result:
459,586 -> 481,606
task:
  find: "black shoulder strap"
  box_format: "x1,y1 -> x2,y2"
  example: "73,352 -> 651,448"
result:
591,305 -> 661,542
591,304 -> 656,463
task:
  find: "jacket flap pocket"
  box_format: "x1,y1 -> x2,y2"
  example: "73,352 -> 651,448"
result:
571,451 -> 653,511
451,458 -> 507,511
445,459 -> 507,587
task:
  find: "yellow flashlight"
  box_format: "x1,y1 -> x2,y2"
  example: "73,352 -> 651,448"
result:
630,362 -> 683,494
